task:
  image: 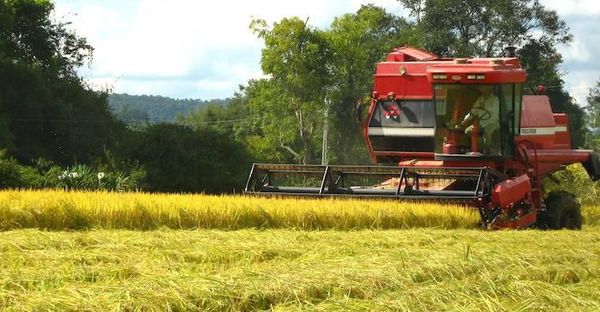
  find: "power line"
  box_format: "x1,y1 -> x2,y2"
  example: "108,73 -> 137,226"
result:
0,116 -> 250,125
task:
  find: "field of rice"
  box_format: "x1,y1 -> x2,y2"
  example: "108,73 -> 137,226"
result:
1,190 -> 599,311
0,190 -> 483,230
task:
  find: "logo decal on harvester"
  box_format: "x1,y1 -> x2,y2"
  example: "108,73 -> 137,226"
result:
521,128 -> 536,134
520,126 -> 567,136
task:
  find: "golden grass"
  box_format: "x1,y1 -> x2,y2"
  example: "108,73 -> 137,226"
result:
0,189 -> 480,230
1,228 -> 599,311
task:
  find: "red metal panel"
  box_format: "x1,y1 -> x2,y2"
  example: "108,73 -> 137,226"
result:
521,96 -> 555,128
553,113 -> 571,148
385,46 -> 438,62
525,149 -> 591,163
427,65 -> 527,84
492,174 -> 531,208
374,63 -> 435,99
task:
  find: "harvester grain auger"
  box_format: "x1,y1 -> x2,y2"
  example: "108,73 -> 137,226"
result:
245,46 -> 600,230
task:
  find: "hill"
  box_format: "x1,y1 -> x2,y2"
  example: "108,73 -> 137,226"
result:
108,93 -> 230,124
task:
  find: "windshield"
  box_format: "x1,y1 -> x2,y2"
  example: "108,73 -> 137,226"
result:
369,100 -> 434,128
433,84 -> 514,157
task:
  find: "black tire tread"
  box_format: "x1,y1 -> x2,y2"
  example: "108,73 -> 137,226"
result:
538,191 -> 582,230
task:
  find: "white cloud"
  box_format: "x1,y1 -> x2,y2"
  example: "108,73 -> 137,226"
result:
540,0 -> 600,16
52,0 -> 406,99
54,0 -> 600,102
562,38 -> 591,63
565,72 -> 595,106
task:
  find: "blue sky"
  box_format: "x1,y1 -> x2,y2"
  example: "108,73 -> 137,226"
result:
53,0 -> 599,105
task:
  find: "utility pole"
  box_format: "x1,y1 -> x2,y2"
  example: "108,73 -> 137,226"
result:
321,96 -> 329,165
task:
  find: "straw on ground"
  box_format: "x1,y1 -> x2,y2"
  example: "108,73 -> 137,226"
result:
1,228 -> 599,311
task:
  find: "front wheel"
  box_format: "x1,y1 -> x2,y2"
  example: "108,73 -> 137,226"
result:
537,191 -> 583,230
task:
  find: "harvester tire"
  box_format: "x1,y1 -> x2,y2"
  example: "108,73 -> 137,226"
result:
538,191 -> 582,230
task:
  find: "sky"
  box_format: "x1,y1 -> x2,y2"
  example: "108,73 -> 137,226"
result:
52,0 -> 599,105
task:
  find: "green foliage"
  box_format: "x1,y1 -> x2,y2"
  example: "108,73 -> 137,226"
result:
121,124 -> 252,193
0,0 -> 124,165
399,0 -> 571,57
109,93 -> 231,125
325,5 -> 414,164
0,150 -> 28,188
178,101 -> 241,135
0,0 -> 92,76
249,17 -> 332,164
585,80 -> 600,151
0,150 -> 141,191
543,164 -> 600,205
232,7 -> 416,165
52,164 -> 141,192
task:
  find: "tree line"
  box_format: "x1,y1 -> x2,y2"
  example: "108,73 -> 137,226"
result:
108,94 -> 231,125
0,0 -> 598,194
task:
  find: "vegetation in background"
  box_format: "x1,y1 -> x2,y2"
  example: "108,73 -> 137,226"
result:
325,6 -> 417,164
0,0 -> 124,165
586,79 -> 600,151
116,124 -> 252,194
108,93 -> 230,125
0,150 -> 141,191
544,164 -> 600,206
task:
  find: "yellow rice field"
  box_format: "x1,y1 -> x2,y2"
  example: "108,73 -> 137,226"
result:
0,189 -> 482,230
1,190 -> 599,310
2,228 -> 600,311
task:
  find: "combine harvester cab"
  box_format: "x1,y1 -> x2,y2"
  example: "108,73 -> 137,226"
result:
245,46 -> 600,230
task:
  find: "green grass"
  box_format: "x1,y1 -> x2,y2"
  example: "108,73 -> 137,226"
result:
1,228 -> 599,311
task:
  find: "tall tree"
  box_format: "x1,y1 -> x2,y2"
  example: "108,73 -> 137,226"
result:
398,0 -> 586,146
326,5 -> 415,164
0,0 -> 123,164
398,0 -> 571,57
586,80 -> 600,151
250,17 -> 332,164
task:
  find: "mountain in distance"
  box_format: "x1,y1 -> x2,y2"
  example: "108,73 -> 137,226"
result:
108,93 -> 231,124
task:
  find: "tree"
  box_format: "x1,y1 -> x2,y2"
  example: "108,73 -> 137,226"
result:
122,124 -> 251,193
398,0 -> 586,147
242,7 -> 417,165
586,80 -> 600,151
250,17 -> 332,164
325,5 -> 415,164
0,0 -> 123,164
0,0 -> 93,76
398,0 -> 571,57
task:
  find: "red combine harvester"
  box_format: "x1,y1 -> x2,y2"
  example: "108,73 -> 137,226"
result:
245,46 -> 600,229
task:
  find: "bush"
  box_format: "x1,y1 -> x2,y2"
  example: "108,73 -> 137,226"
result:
53,164 -> 142,192
121,124 -> 252,193
543,164 -> 600,205
0,151 -> 142,192
0,150 -> 27,188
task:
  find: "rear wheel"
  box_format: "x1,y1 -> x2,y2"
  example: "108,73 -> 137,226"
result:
537,191 -> 582,230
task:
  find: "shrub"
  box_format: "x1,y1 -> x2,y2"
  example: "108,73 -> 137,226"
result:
543,164 -> 600,205
0,151 -> 142,192
0,150 -> 27,188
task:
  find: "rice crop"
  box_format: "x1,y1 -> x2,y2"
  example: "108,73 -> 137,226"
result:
0,189 -> 481,230
1,228 -> 599,311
